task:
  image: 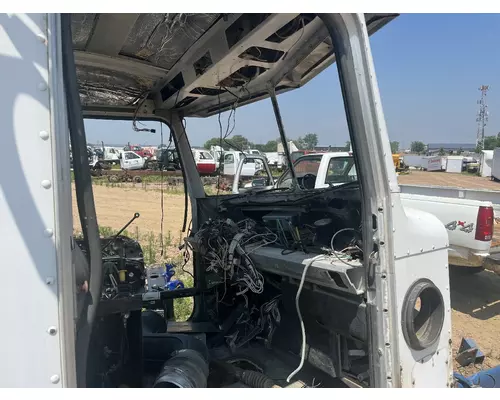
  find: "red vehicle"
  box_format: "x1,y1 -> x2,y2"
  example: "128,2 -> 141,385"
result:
192,149 -> 216,175
123,144 -> 153,159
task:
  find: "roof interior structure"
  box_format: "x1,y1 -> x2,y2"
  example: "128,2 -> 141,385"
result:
72,13 -> 399,119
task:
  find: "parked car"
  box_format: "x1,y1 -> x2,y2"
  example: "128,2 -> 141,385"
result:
192,149 -> 216,175
120,151 -> 147,170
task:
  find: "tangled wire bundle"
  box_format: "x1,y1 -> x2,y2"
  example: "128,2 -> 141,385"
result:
226,295 -> 282,350
194,218 -> 278,296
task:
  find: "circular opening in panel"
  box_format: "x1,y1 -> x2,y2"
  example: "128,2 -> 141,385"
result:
402,279 -> 445,351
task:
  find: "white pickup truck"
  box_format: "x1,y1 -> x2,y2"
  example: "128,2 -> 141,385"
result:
234,152 -> 494,271
120,150 -> 147,170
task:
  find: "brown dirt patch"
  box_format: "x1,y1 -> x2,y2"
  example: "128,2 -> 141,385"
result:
398,171 -> 500,191
450,269 -> 500,374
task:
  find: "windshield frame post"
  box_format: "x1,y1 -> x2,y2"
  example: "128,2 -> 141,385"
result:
319,13 -> 400,387
268,86 -> 299,191
158,111 -> 205,202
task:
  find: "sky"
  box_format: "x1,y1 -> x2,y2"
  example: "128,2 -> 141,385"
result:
84,13 -> 500,150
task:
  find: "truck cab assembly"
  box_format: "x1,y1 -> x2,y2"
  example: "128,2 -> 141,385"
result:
0,13 -> 456,388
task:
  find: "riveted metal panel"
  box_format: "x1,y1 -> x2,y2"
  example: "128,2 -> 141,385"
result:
0,13 -> 66,387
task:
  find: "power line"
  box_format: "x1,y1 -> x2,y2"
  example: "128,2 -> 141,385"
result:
476,85 -> 490,149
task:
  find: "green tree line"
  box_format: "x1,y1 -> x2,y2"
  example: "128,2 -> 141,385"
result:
203,133 -> 321,151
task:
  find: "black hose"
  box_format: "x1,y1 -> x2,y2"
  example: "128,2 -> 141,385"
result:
61,13 -> 103,388
212,360 -> 276,388
237,369 -> 276,388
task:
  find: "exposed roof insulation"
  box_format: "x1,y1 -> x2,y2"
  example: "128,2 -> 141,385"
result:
72,13 -> 398,117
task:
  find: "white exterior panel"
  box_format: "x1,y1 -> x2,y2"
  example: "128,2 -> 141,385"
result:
445,156 -> 463,173
426,156 -> 443,172
480,150 -> 493,177
391,199 -> 453,387
0,13 -> 72,387
492,148 -> 500,181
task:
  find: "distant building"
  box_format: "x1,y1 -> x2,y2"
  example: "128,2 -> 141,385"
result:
314,145 -> 348,152
426,143 -> 476,154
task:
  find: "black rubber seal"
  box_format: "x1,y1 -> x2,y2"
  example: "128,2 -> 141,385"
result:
401,279 -> 445,351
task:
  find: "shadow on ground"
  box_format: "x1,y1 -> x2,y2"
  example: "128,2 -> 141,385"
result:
450,268 -> 500,320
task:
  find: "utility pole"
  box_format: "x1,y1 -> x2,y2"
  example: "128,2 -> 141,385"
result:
476,85 -> 489,149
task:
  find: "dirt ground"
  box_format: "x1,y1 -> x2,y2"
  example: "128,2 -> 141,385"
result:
72,185 -> 191,238
450,269 -> 500,373
398,170 -> 500,191
73,174 -> 500,374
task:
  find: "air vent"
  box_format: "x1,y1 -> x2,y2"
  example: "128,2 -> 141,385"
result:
206,86 -> 290,114
266,14 -> 316,43
190,87 -> 226,96
175,96 -> 197,108
218,66 -> 267,88
225,14 -> 271,48
239,47 -> 285,63
160,72 -> 185,102
193,51 -> 213,77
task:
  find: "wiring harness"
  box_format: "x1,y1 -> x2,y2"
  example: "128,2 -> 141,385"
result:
225,295 -> 281,350
194,218 -> 277,296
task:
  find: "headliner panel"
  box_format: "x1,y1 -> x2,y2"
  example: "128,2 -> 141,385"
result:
119,13 -> 220,69
72,13 -> 398,117
71,13 -> 97,50
76,65 -> 153,107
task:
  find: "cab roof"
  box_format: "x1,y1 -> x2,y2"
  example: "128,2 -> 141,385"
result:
73,13 -> 398,118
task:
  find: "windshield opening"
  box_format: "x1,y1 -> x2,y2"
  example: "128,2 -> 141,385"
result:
275,154 -> 357,190
326,156 -> 357,184
199,151 -> 213,160
276,155 -> 322,190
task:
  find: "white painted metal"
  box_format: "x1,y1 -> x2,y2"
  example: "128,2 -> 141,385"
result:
209,145 -> 224,170
249,246 -> 365,295
492,148 -> 500,181
480,150 -> 493,177
0,13 -> 71,387
245,149 -> 263,156
390,200 -> 453,387
47,14 -> 77,387
400,193 -> 491,267
277,140 -> 299,154
402,154 -> 425,168
264,152 -> 285,169
232,154 -> 274,194
102,147 -> 120,163
445,156 -> 463,173
274,151 -> 353,190
223,151 -> 255,176
399,184 -> 500,209
324,13 -> 447,386
426,156 -> 444,171
120,150 -> 145,170
192,148 -> 216,174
